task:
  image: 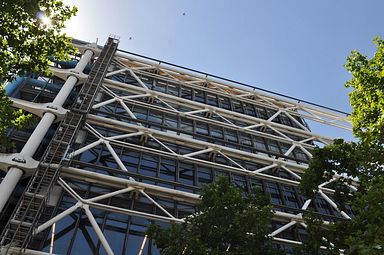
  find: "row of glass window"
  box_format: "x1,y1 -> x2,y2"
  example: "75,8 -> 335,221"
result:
92,102 -> 311,163
34,175 -> 344,255
107,72 -> 308,129
37,186 -> 163,255
73,136 -> 340,218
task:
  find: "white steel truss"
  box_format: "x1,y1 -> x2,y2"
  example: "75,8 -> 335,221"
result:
0,41 -> 355,254
100,78 -> 335,147
57,113 -> 351,250
110,52 -> 352,132
94,82 -> 319,155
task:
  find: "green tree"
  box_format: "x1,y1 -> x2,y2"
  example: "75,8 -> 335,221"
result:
147,177 -> 281,255
346,37 -> 384,145
0,88 -> 32,147
299,37 -> 384,255
0,0 -> 77,145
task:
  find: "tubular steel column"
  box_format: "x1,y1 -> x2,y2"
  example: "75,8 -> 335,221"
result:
0,37 -> 119,255
0,49 -> 94,212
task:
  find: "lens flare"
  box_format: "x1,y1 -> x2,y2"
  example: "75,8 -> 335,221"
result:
41,16 -> 51,26
36,11 -> 51,27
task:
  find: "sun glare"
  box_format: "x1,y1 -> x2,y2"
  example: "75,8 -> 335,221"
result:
41,16 -> 51,26
36,11 -> 51,27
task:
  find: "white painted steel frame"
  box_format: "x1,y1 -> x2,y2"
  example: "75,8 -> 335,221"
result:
97,54 -> 355,247
94,82 -> 318,153
32,165 -> 340,251
2,42 -> 355,254
59,114 -> 350,250
0,47 -> 95,212
110,52 -> 352,132
101,78 -> 335,146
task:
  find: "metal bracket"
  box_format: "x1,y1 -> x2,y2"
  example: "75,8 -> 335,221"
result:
50,67 -> 88,84
76,43 -> 101,57
11,98 -> 68,121
0,153 -> 39,177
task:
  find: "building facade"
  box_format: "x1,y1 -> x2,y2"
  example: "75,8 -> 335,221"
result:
0,37 -> 352,254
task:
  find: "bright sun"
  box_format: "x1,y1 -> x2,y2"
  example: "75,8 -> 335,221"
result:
36,11 -> 51,27
41,16 -> 51,26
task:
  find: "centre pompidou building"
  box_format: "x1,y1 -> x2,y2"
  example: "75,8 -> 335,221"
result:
0,37 -> 352,254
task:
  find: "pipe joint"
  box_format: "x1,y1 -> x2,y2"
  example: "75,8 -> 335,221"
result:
0,153 -> 39,177
10,98 -> 68,121
76,43 -> 101,57
50,67 -> 88,84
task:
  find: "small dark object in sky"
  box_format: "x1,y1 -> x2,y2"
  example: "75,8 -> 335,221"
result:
182,12 -> 186,16
129,37 -> 132,40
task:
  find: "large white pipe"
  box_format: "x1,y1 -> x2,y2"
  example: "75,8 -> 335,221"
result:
0,48 -> 94,212
0,168 -> 24,212
20,113 -> 56,156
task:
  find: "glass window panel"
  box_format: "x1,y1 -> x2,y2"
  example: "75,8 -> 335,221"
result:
101,227 -> 126,255
177,203 -> 195,218
126,233 -> 144,255
233,174 -> 247,189
181,87 -> 192,99
255,106 -> 268,119
265,182 -> 282,205
164,115 -> 178,128
121,151 -> 140,164
180,118 -> 193,132
141,155 -> 158,169
154,81 -> 167,93
196,122 -> 208,135
69,219 -> 97,255
179,163 -> 194,185
279,143 -> 291,156
254,137 -> 267,151
225,130 -> 238,143
154,199 -> 175,217
44,215 -> 77,254
105,158 -> 118,168
167,84 -> 179,96
197,167 -> 213,185
151,240 -> 161,255
207,94 -> 218,106
239,133 -> 252,146
281,185 -> 299,208
132,107 -> 148,121
250,178 -> 263,190
194,90 -> 205,103
232,101 -> 244,113
244,103 -> 256,116
279,113 -> 293,126
79,149 -> 97,163
293,148 -> 309,162
211,126 -> 224,139
314,197 -> 334,215
148,111 -> 163,124
218,96 -> 231,110
267,140 -> 281,154
160,159 -> 176,181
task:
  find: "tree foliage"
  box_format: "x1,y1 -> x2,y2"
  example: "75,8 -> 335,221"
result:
345,37 -> 384,145
147,177 -> 281,255
0,0 -> 77,80
299,37 -> 384,255
0,87 -> 32,147
0,0 -> 77,145
294,210 -> 342,255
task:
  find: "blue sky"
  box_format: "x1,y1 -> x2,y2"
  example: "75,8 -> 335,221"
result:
63,0 -> 383,138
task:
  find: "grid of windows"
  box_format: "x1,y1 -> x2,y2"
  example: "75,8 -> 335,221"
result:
92,102 -> 311,163
0,51 -> 346,255
108,71 -> 308,129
